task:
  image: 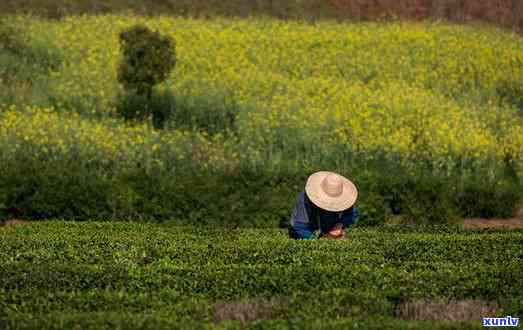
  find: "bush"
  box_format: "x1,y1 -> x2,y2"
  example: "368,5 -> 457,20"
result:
117,24 -> 176,128
116,89 -> 174,129
380,169 -> 458,225
456,171 -> 521,218
117,24 -> 176,96
2,146 -> 520,226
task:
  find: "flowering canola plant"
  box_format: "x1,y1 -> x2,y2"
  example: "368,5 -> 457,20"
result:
1,15 -> 523,173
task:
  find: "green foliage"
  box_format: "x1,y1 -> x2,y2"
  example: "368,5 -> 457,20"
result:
0,19 -> 62,107
0,19 -> 63,108
167,86 -> 243,135
376,166 -> 457,225
0,222 -> 521,328
116,24 -> 176,128
0,143 -> 520,225
115,89 -> 173,129
456,173 -> 521,218
0,20 -> 62,78
117,24 -> 176,97
1,156 -> 114,220
116,85 -> 243,133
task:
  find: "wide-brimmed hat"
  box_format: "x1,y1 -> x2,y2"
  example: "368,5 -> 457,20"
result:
305,171 -> 358,212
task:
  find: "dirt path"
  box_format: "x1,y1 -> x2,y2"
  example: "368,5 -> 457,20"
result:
463,218 -> 523,229
462,208 -> 523,229
0,219 -> 31,228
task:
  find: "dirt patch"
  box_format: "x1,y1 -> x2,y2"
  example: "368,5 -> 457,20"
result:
463,218 -> 523,229
385,215 -> 417,225
396,298 -> 502,322
0,219 -> 31,228
212,297 -> 284,325
463,208 -> 523,229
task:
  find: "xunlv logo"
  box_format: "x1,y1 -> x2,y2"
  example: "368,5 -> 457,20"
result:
482,316 -> 519,327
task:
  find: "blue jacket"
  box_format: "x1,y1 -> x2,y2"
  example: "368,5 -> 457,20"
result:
288,191 -> 358,239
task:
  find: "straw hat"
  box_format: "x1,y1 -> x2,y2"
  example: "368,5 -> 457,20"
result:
305,171 -> 358,212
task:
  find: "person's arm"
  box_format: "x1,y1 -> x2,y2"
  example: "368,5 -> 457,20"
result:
288,192 -> 315,240
341,206 -> 359,229
289,222 -> 314,240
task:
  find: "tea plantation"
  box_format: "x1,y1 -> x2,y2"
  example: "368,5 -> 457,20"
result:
1,222 -> 522,329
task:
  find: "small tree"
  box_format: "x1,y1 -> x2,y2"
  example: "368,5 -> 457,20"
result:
117,24 -> 176,127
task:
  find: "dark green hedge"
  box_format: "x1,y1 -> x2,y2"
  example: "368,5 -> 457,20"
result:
1,148 -> 520,226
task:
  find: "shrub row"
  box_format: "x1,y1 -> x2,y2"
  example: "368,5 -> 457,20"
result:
0,222 -> 521,329
1,140 -> 520,226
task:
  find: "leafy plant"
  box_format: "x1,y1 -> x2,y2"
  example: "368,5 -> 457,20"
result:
117,24 -> 176,128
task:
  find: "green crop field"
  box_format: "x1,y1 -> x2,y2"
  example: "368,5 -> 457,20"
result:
1,222 -> 522,329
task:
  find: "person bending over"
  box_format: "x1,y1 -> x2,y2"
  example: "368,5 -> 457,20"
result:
289,171 -> 358,240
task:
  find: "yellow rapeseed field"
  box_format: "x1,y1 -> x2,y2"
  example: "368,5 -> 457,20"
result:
1,14 -> 523,172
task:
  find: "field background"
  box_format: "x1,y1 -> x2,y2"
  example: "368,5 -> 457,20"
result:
1,9 -> 523,226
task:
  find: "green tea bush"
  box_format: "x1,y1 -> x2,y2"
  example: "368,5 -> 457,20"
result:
0,222 -> 521,329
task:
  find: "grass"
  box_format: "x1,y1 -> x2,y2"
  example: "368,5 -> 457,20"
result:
0,221 -> 522,329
